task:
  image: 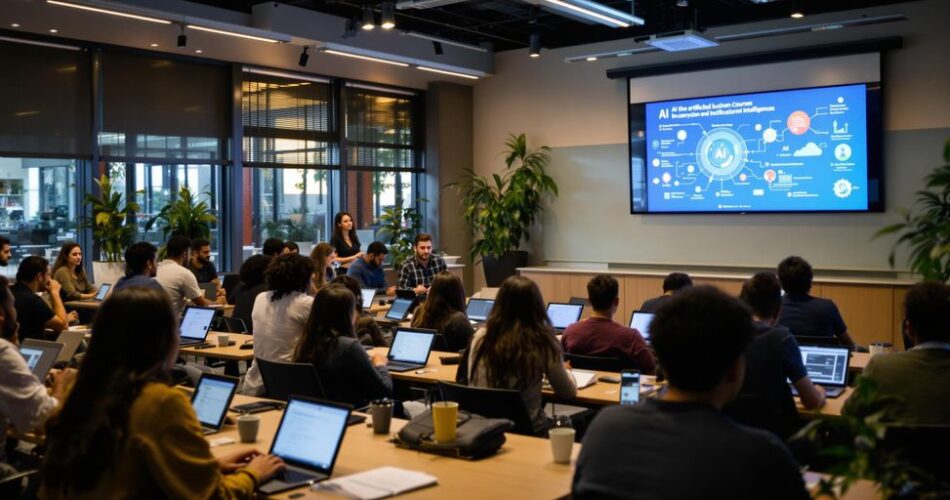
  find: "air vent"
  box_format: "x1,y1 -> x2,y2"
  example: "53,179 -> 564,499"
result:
645,30 -> 719,52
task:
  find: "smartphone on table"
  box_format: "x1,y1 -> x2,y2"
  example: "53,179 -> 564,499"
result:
620,369 -> 640,406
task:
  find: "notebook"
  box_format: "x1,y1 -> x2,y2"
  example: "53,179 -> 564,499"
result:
571,369 -> 598,389
258,397 -> 352,495
466,298 -> 495,325
179,306 -> 216,347
628,311 -> 655,342
314,467 -> 438,499
387,327 -> 436,372
546,303 -> 583,333
360,289 -> 376,309
794,345 -> 851,398
190,373 -> 239,435
19,339 -> 64,379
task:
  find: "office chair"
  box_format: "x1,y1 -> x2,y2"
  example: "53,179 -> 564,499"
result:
220,317 -> 249,334
564,352 -> 629,372
257,358 -> 328,401
436,381 -> 536,436
431,333 -> 452,352
568,297 -> 591,307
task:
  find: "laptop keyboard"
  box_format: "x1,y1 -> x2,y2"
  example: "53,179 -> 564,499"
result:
278,468 -> 317,484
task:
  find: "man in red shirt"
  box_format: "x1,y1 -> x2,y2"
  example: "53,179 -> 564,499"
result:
562,274 -> 656,374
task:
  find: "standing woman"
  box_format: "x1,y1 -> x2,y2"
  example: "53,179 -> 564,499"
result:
41,287 -> 284,498
411,271 -> 473,352
52,242 -> 96,301
329,212 -> 362,270
467,276 -> 576,435
310,243 -> 337,290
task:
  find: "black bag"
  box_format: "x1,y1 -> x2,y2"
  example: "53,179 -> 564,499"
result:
394,409 -> 513,459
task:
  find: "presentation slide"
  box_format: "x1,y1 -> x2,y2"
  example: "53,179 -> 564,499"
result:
642,83 -> 869,212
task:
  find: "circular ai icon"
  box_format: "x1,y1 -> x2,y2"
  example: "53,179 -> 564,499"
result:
695,128 -> 747,181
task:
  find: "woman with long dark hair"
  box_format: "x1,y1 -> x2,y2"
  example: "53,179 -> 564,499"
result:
41,287 -> 284,498
51,241 -> 96,301
411,271 -> 473,351
294,284 -> 392,408
331,275 -> 387,347
329,212 -> 362,269
466,276 -> 576,435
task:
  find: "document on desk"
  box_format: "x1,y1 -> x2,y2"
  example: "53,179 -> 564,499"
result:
571,369 -> 598,389
313,466 -> 437,499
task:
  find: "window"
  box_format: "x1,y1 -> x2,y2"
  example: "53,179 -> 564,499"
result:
246,167 -> 332,259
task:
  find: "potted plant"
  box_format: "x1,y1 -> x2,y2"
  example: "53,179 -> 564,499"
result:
875,137 -> 950,281
82,174 -> 140,284
377,199 -> 425,270
146,185 -> 217,243
453,133 -> 558,286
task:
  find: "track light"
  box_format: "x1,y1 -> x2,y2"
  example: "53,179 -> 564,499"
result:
790,0 -> 804,18
362,6 -> 376,31
177,25 -> 187,47
381,2 -> 396,30
529,33 -> 541,58
433,41 -> 443,55
298,46 -> 309,66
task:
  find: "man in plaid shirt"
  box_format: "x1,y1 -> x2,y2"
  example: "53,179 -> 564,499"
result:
397,233 -> 447,295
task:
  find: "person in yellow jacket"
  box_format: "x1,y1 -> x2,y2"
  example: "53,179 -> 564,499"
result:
40,286 -> 284,498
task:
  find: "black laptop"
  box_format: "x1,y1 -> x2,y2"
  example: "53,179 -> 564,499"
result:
257,396 -> 352,495
378,297 -> 414,326
792,345 -> 851,398
178,306 -> 216,347
546,302 -> 584,333
190,373 -> 239,435
386,327 -> 436,372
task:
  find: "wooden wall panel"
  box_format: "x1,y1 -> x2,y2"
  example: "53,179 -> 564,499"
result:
693,278 -> 743,296
521,271 -> 572,304
622,276 -> 665,321
820,284 -> 895,348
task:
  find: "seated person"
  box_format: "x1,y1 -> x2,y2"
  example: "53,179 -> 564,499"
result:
847,281 -> 950,425
282,241 -> 299,254
639,272 -> 692,313
573,286 -> 809,499
776,256 -> 857,349
466,276 -> 576,435
397,234 -> 446,296
113,241 -> 164,292
725,272 -> 825,439
186,238 -> 221,293
293,285 -> 392,408
562,274 -> 655,374
242,254 -> 315,396
411,272 -> 473,352
51,242 -> 96,301
41,287 -> 284,498
310,243 -> 337,290
0,276 -> 74,480
347,241 -> 395,295
261,237 -> 284,257
229,254 -> 271,334
331,275 -> 387,347
12,256 -> 76,340
0,235 -> 11,267
156,236 -> 219,314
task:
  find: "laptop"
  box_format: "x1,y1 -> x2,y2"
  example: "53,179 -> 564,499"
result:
546,303 -> 584,333
360,289 -> 376,310
386,327 -> 436,372
54,330 -> 86,364
378,297 -> 414,326
466,298 -> 495,326
190,373 -> 239,435
19,339 -> 64,379
80,283 -> 111,302
258,396 -> 352,495
628,311 -> 655,342
793,345 -> 851,398
179,306 -> 216,347
199,283 -> 218,300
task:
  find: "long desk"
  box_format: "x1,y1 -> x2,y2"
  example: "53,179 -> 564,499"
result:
179,332 -> 254,361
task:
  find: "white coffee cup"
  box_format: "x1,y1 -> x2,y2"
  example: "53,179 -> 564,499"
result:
549,427 -> 575,464
236,414 -> 260,443
217,333 -> 230,347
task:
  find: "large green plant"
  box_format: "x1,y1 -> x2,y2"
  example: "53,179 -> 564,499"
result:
82,174 -> 140,262
453,133 -> 558,262
146,186 -> 217,241
875,138 -> 950,281
377,199 -> 425,269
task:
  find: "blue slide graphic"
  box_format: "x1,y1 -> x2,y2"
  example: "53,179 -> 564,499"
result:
643,84 -> 868,212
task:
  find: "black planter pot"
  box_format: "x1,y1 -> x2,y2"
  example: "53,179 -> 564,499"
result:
482,251 -> 528,287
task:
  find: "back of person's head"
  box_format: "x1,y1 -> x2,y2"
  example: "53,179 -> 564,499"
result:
904,281 -> 950,343
190,238 -> 210,251
740,272 -> 783,320
476,276 -> 559,388
650,286 -> 754,393
265,253 -> 314,301
0,235 -> 9,248
238,254 -> 271,288
331,275 -> 363,313
0,276 -> 18,342
295,284 -> 356,363
663,272 -> 693,293
165,235 -> 191,259
283,241 -> 299,253
587,274 -> 619,312
42,287 -> 177,494
366,241 -> 388,256
413,272 -> 466,329
777,256 -> 813,295
16,255 -> 48,283
262,237 -> 284,256
52,241 -> 83,275
125,241 -> 157,277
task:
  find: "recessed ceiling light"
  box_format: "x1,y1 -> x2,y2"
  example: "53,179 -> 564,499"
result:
11,23 -> 20,28
790,11 -> 804,19
194,49 -> 203,53
49,28 -> 58,33
586,56 -> 597,61
150,43 -> 158,47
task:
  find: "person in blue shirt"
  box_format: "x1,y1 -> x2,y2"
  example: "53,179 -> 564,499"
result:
776,256 -> 857,349
346,241 -> 395,296
113,242 -> 164,292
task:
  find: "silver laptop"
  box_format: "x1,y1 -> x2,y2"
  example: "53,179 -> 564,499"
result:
54,330 -> 86,364
466,298 -> 495,325
179,306 -> 216,347
628,310 -> 655,342
546,302 -> 583,333
360,289 -> 376,309
19,339 -> 64,379
190,373 -> 239,435
387,327 -> 436,372
793,345 -> 851,398
258,397 -> 352,495
379,298 -> 414,325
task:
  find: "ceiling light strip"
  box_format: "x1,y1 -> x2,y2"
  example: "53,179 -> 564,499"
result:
564,46 -> 656,63
542,0 -> 630,28
46,0 -> 172,24
0,35 -> 82,51
186,24 -> 282,43
416,66 -> 479,79
243,67 -> 332,84
323,49 -> 410,67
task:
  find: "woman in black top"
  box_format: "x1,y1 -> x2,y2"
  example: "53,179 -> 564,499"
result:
411,271 -> 473,352
329,212 -> 362,270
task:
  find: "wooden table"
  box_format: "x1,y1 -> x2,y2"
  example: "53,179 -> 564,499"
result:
850,352 -> 870,372
179,332 -> 254,361
209,394 -> 578,499
64,300 -> 102,310
795,387 -> 853,418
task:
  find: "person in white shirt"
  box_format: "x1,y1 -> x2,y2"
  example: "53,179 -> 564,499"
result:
156,235 -> 219,314
0,276 -> 74,478
242,254 -> 316,396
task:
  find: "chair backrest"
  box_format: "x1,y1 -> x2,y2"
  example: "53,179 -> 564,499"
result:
436,381 -> 536,436
794,335 -> 843,348
564,352 -> 628,372
431,333 -> 451,352
881,425 -> 950,482
256,358 -> 327,401
221,317 -> 249,334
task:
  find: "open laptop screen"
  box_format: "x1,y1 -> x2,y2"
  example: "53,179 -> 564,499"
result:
547,303 -> 583,330
191,374 -> 238,430
385,298 -> 413,321
19,339 -> 63,378
180,307 -> 216,342
798,345 -> 849,386
270,398 -> 349,472
466,298 -> 494,322
95,283 -> 111,301
360,289 -> 375,309
389,328 -> 434,364
629,311 -> 655,341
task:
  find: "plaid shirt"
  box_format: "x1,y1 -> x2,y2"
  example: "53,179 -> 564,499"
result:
397,255 -> 447,289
